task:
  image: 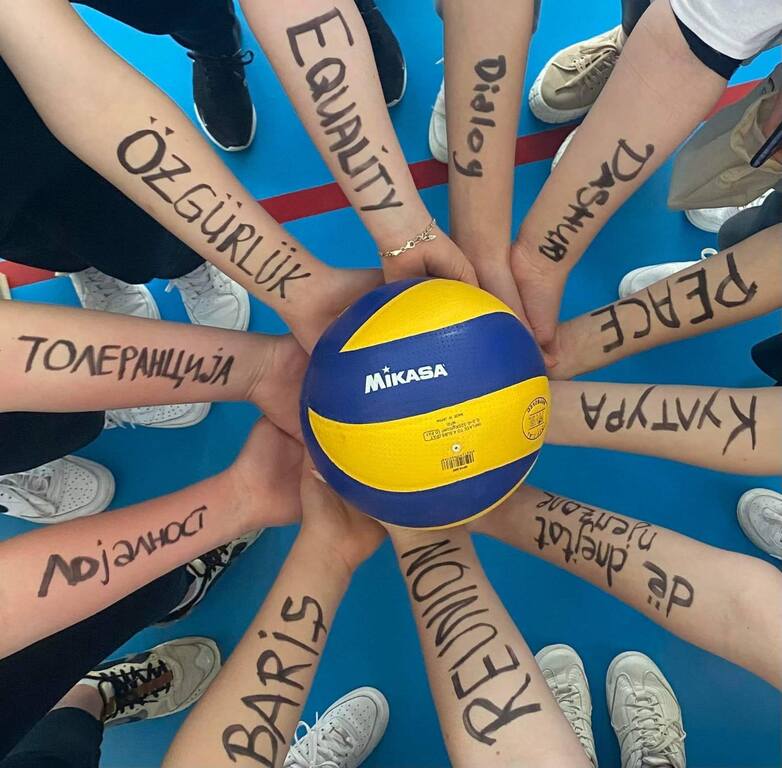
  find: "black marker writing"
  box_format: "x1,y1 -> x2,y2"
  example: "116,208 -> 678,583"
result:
643,561 -> 695,618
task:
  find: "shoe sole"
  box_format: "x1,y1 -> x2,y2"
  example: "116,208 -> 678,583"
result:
737,488 -> 782,560
69,274 -> 160,321
528,53 -> 593,124
684,207 -> 722,233
385,55 -> 408,109
195,102 -> 257,153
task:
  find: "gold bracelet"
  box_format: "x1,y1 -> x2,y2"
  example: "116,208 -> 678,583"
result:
379,218 -> 437,259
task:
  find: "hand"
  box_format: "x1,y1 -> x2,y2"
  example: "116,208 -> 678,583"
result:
299,470 -> 387,575
229,418 -> 304,531
247,334 -> 308,442
381,225 -> 478,285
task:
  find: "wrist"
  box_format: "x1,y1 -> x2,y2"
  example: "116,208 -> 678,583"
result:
370,202 -> 433,253
294,530 -> 355,590
210,469 -> 252,539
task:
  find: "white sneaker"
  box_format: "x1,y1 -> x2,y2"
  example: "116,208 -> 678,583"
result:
685,190 -> 773,233
104,403 -> 210,430
168,262 -> 250,331
737,488 -> 782,560
535,644 -> 598,768
428,77 -> 448,164
0,456 -> 115,524
551,127 -> 577,170
70,267 -> 160,319
606,652 -> 686,768
285,687 -> 389,768
618,248 -> 717,298
84,637 -> 221,727
158,529 -> 265,624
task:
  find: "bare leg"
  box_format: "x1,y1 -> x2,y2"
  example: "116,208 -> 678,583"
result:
473,485 -> 782,689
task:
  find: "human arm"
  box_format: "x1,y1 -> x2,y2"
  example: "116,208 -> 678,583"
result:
164,474 -> 385,767
552,225 -> 782,379
0,300 -> 307,438
0,0 -> 379,351
388,525 -> 591,768
510,0 -> 727,351
238,0 -> 475,284
473,485 -> 782,689
441,0 -> 535,314
0,419 -> 303,658
548,381 -> 782,475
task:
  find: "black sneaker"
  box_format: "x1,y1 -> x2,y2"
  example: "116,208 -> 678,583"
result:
84,638 -> 221,727
157,529 -> 264,625
355,0 -> 407,107
189,49 -> 257,152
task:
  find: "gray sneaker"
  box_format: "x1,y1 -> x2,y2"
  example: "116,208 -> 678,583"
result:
85,637 -> 221,727
529,25 -> 626,123
535,644 -> 598,767
70,267 -> 160,320
607,652 -> 686,768
737,488 -> 782,560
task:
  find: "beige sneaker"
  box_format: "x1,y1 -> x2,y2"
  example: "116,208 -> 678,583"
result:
529,25 -> 625,124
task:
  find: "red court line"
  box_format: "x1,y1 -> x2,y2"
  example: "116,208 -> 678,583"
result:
1,79 -> 760,289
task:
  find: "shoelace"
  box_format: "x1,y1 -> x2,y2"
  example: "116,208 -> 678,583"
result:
191,544 -> 233,581
700,247 -> 718,260
0,467 -> 57,510
553,684 -> 591,743
166,264 -> 221,301
286,717 -> 356,768
97,659 -> 172,717
623,692 -> 685,768
555,36 -> 621,92
187,49 -> 254,88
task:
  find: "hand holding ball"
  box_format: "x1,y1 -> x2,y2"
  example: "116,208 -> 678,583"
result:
301,279 -> 549,529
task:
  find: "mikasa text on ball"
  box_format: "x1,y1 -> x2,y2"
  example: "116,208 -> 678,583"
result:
300,278 -> 550,529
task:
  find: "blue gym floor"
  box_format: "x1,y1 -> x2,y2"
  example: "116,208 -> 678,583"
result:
4,1 -> 781,765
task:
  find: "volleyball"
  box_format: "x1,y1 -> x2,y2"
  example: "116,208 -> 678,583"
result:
300,278 -> 550,529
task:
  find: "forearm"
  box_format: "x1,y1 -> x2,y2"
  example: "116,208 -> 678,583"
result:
391,526 -> 590,768
0,301 -> 268,411
515,0 -> 724,267
240,0 -> 430,253
554,225 -> 782,378
0,0 -> 335,340
548,381 -> 781,475
476,486 -> 782,689
164,531 -> 350,768
443,0 -> 533,260
0,471 -> 248,658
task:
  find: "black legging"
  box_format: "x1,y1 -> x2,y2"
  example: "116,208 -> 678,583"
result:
621,0 -> 650,35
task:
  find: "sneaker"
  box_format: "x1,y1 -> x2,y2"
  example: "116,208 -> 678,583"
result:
606,652 -> 686,768
551,127 -> 577,170
535,644 -> 598,768
167,262 -> 250,331
284,687 -> 389,768
104,403 -> 211,430
355,0 -> 407,107
737,488 -> 782,560
84,637 -> 221,727
529,25 -> 626,124
158,529 -> 264,625
190,49 -> 257,152
685,190 -> 774,233
428,77 -> 448,163
0,456 -> 115,525
618,248 -> 717,298
70,267 -> 160,320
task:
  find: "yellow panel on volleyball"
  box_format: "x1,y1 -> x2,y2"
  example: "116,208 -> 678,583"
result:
307,376 -> 549,493
340,279 -> 517,352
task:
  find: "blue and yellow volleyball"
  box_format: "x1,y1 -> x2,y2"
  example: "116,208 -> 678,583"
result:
300,278 -> 550,529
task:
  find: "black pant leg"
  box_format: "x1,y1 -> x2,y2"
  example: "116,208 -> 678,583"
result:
718,190 -> 782,250
0,567 -> 190,757
0,412 -> 105,475
1,709 -> 103,768
621,0 -> 651,35
751,333 -> 782,385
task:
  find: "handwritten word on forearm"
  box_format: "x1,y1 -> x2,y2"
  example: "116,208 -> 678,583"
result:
452,56 -> 507,178
591,251 -> 758,354
580,387 -> 757,456
18,335 -> 233,389
539,138 -> 655,262
287,10 -> 402,212
400,539 -> 541,746
116,119 -> 311,298
222,595 -> 327,766
37,505 -> 206,598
